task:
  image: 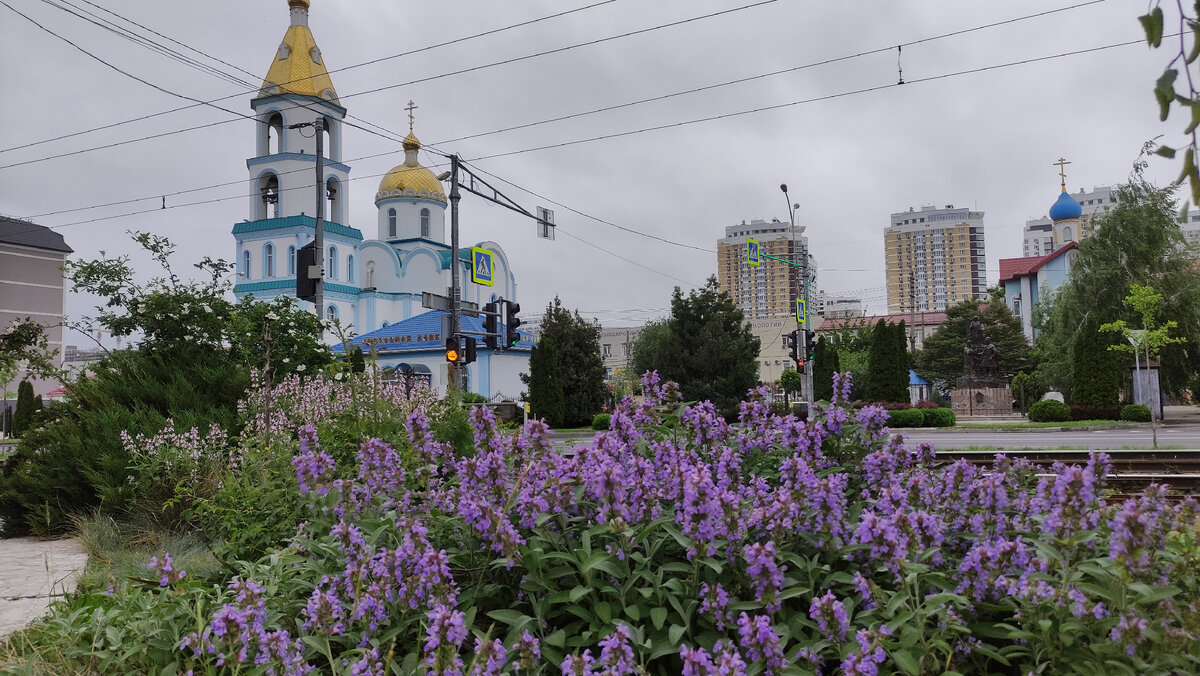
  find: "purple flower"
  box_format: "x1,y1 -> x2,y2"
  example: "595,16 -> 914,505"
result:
515,631 -> 541,672
809,590 -> 850,641
596,625 -> 636,674
468,637 -> 507,676
424,604 -> 467,675
148,552 -> 186,587
699,582 -> 732,630
292,426 -> 336,496
736,613 -> 784,675
744,541 -> 786,614
1111,613 -> 1149,656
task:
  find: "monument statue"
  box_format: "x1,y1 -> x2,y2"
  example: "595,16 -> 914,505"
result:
962,316 -> 1000,382
952,314 -> 1010,416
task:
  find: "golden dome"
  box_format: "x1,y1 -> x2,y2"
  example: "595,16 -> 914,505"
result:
376,133 -> 445,204
258,2 -> 338,103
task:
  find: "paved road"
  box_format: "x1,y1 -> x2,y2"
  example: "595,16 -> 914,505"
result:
902,426 -> 1200,450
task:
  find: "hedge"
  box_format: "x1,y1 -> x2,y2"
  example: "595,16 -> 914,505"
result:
1068,405 -> 1123,421
1028,400 -> 1071,423
922,408 -> 956,428
1121,404 -> 1152,422
887,408 -> 926,428
592,413 -> 611,431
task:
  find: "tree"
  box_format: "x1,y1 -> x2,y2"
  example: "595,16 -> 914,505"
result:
1071,315 -> 1123,406
825,317 -> 876,401
11,380 -> 34,437
1036,170 -> 1200,397
658,277 -> 760,417
1100,283 -> 1189,378
526,339 -> 565,427
779,368 -> 804,405
864,319 -> 908,403
520,297 -> 605,427
629,320 -> 671,384
916,299 -> 1030,395
1139,6 -> 1200,205
812,335 -> 841,401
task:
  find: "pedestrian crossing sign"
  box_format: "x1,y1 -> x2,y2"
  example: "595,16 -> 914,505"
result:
471,247 -> 494,286
747,239 -> 761,266
796,298 -> 806,324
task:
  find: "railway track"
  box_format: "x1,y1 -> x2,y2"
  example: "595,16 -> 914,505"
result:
936,448 -> 1200,495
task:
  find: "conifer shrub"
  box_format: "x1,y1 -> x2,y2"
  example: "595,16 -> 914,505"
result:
11,380 -> 33,437
1121,404 -> 1152,422
1028,399 -> 1071,422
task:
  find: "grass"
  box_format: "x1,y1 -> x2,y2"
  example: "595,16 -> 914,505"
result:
958,419 -> 1141,429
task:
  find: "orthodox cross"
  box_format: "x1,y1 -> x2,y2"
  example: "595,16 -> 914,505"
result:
405,100 -> 418,131
1053,157 -> 1071,192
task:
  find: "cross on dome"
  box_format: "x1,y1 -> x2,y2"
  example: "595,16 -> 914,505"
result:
405,100 -> 418,131
1053,157 -> 1071,192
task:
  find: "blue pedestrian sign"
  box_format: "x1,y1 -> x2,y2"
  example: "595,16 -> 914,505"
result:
471,247 -> 495,286
747,238 -> 761,266
796,298 -> 807,324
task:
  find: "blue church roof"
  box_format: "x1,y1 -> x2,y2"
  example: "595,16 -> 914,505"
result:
332,310 -> 533,354
909,369 -> 929,386
1049,191 -> 1082,222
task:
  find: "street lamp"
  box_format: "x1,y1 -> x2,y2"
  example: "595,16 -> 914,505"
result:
780,184 -> 812,414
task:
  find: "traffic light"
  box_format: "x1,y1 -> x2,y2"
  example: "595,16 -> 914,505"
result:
296,242 -> 317,302
805,330 -> 817,360
504,300 -> 522,348
786,329 -> 800,365
463,336 -> 478,364
482,301 -> 499,350
445,336 -> 461,363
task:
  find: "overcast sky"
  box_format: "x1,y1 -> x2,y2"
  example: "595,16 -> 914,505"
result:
0,0 -> 1187,345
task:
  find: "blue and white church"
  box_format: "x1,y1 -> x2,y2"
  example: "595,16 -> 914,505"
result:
233,0 -> 530,399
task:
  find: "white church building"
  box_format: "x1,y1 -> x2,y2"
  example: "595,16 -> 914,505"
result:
232,0 -> 530,399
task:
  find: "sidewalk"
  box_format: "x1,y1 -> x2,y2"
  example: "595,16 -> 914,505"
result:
0,537 -> 88,639
1163,404 -> 1200,426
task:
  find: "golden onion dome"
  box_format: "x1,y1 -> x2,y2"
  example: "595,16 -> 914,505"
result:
376,132 -> 446,204
288,0 -> 310,8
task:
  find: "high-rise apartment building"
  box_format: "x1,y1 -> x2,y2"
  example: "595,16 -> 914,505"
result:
885,205 -> 986,314
1022,185 -> 1116,256
716,218 -> 814,321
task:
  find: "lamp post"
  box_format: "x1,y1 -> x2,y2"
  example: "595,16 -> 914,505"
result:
780,184 -> 812,413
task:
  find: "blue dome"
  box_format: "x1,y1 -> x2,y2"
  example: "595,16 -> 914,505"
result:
1049,190 -> 1082,221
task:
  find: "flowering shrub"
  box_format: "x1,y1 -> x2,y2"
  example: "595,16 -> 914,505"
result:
5,371 -> 1200,675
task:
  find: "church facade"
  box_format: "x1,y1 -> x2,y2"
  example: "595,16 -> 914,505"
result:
232,0 -> 529,399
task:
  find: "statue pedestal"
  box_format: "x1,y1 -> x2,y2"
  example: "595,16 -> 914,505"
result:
952,379 -> 1011,417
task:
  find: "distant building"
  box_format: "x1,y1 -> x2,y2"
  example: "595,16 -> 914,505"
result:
999,243 -> 1078,342
817,312 -> 949,351
885,204 -> 987,314
716,218 -> 815,321
814,290 -> 863,319
598,325 -> 643,382
0,215 -> 72,398
1182,210 -> 1200,252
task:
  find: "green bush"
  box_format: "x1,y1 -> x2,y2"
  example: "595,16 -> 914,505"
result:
592,413 -> 611,431
1121,404 -> 1152,422
887,408 -> 925,427
1028,399 -> 1071,422
459,391 -> 488,404
11,380 -> 34,437
922,407 -> 956,427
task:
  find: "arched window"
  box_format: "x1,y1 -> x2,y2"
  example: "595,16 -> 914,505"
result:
263,111 -> 284,155
326,304 -> 338,321
366,261 -> 375,289
327,246 -> 338,280
264,243 -> 275,277
387,208 -> 397,238
242,250 -> 251,278
287,245 -> 296,276
257,173 -> 280,220
326,177 -> 341,223
1063,226 -> 1073,242
420,208 -> 431,238
347,255 -> 355,284
321,116 -> 337,161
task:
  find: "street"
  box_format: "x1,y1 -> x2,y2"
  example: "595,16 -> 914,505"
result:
902,426 -> 1200,451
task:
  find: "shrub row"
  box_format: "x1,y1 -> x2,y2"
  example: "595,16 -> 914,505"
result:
1069,404 -> 1123,421
1028,399 -> 1071,422
1121,404 -> 1152,422
886,407 -> 955,428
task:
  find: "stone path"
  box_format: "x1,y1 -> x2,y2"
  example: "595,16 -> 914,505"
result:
0,537 -> 88,639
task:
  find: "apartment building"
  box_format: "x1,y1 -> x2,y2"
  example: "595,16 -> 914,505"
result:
885,205 -> 987,314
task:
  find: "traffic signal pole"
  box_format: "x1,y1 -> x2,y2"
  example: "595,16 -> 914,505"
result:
449,154 -> 462,394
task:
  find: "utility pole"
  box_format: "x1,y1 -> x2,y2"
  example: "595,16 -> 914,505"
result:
448,154 -> 462,394
908,270 -> 917,351
313,118 -> 326,320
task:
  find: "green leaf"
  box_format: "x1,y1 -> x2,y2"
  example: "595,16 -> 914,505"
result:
1133,583 -> 1181,603
486,609 -> 534,631
570,585 -> 591,602
891,649 -> 921,676
596,602 -> 612,623
1156,69 -> 1179,121
625,604 -> 642,621
545,629 -> 566,648
651,607 -> 668,631
668,623 -> 687,645
1154,145 -> 1177,159
1140,7 -> 1165,47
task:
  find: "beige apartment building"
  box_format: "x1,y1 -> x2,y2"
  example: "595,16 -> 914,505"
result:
1,216 -> 72,398
886,205 -> 987,314
717,218 -> 813,321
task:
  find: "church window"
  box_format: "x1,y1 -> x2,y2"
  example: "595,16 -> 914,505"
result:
264,243 -> 275,277
328,246 -> 338,280
263,111 -> 284,154
387,208 -> 397,238
366,262 -> 375,289
326,177 -> 341,223
1063,226 -> 1073,241
347,255 -> 355,284
258,173 -> 280,219
420,208 -> 430,237
287,245 -> 296,276
326,304 -> 338,321
242,250 -> 251,278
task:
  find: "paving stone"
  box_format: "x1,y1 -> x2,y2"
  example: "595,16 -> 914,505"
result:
0,537 -> 88,639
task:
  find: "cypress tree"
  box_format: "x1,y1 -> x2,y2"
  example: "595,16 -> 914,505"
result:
813,335 -> 837,400
528,339 -> 565,427
12,380 -> 34,437
1071,315 -> 1123,406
